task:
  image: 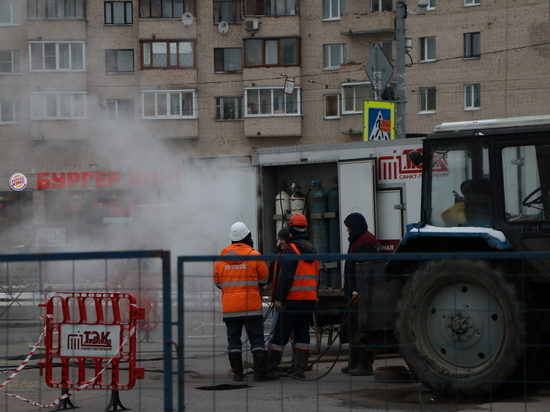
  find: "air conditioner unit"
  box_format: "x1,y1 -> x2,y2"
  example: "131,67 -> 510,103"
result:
245,19 -> 259,31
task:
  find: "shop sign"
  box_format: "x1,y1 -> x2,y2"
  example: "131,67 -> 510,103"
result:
36,170 -> 183,189
9,173 -> 28,191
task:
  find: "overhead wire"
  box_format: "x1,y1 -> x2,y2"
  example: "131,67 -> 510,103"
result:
12,13 -> 550,91
7,11 -> 550,121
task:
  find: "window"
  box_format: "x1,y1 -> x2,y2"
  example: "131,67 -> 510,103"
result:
244,38 -> 300,67
324,94 -> 340,119
427,0 -> 436,9
0,100 -> 21,124
105,1 -> 132,24
213,0 -> 241,23
29,42 -> 85,71
214,48 -> 242,72
139,0 -> 194,18
323,0 -> 345,20
245,87 -> 301,116
464,0 -> 480,5
0,1 -> 19,24
216,97 -> 243,120
342,83 -> 374,114
106,49 -> 134,73
429,143 -> 490,227
419,87 -> 436,112
420,37 -> 436,62
464,83 -> 480,110
323,44 -> 346,69
30,92 -> 87,119
371,0 -> 392,12
371,41 -> 392,60
503,145 -> 549,222
141,41 -> 194,68
107,99 -> 134,122
141,90 -> 196,118
0,50 -> 20,74
28,0 -> 85,19
464,32 -> 481,58
244,0 -> 297,16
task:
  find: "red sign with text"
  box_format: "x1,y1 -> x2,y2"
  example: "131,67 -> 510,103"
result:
36,170 -> 183,189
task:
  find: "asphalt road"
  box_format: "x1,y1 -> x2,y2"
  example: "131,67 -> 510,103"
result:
2,323 -> 550,412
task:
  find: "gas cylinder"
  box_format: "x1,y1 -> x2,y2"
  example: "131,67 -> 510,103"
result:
311,180 -> 329,288
290,184 -> 306,215
275,184 -> 290,233
327,177 -> 341,289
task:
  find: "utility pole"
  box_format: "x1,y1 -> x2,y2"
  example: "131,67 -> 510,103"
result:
395,0 -> 428,139
395,0 -> 407,139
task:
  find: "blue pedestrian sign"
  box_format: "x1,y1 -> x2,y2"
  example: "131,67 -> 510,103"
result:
363,101 -> 395,141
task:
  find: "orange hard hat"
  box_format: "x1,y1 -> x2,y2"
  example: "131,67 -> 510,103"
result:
288,213 -> 308,227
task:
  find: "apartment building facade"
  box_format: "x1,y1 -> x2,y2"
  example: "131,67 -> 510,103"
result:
0,0 -> 548,247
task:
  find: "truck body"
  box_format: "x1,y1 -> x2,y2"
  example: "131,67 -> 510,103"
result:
252,138 -> 425,347
254,138 -> 424,260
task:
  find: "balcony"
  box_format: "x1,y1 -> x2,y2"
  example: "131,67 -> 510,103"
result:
146,119 -> 199,140
244,116 -> 302,138
241,14 -> 300,37
31,120 -> 89,141
340,11 -> 395,36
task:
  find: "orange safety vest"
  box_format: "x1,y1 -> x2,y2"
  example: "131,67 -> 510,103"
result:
285,243 -> 319,301
214,243 -> 269,318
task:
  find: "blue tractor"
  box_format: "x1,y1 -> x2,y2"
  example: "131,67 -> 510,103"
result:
387,116 -> 550,396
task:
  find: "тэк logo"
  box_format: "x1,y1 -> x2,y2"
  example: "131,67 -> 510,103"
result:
67,330 -> 113,351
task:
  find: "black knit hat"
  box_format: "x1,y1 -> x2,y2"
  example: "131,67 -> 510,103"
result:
344,212 -> 368,232
277,226 -> 291,241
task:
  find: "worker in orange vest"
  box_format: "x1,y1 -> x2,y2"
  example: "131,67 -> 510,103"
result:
266,213 -> 320,380
267,226 -> 297,372
214,222 -> 270,381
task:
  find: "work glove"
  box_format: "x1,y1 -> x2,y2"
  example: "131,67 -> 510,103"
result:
274,300 -> 286,311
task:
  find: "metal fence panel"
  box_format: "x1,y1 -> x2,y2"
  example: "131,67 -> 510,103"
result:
0,250 -> 172,412
5,250 -> 550,411
177,251 -> 550,412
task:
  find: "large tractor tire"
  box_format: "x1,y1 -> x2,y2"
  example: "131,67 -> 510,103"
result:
395,260 -> 524,396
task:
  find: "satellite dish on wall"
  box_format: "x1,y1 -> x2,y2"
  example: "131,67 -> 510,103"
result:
181,12 -> 194,26
218,21 -> 229,34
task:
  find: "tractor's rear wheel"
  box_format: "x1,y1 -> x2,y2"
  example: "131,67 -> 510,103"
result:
395,260 -> 524,396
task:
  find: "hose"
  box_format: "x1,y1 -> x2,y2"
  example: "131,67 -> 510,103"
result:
287,298 -> 353,381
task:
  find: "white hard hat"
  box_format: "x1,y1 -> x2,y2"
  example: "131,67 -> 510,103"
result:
230,222 -> 250,242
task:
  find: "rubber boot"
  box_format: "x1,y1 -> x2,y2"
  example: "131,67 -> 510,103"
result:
228,353 -> 244,381
341,346 -> 360,374
286,348 -> 297,375
252,350 -> 268,382
265,349 -> 283,381
289,349 -> 309,379
348,347 -> 374,376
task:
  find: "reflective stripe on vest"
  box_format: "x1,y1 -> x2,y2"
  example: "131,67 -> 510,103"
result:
216,280 -> 260,288
286,243 -> 319,301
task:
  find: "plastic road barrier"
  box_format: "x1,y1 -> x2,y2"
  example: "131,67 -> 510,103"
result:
38,292 -> 145,390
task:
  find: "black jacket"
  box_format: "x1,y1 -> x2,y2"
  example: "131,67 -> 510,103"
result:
273,233 -> 317,307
